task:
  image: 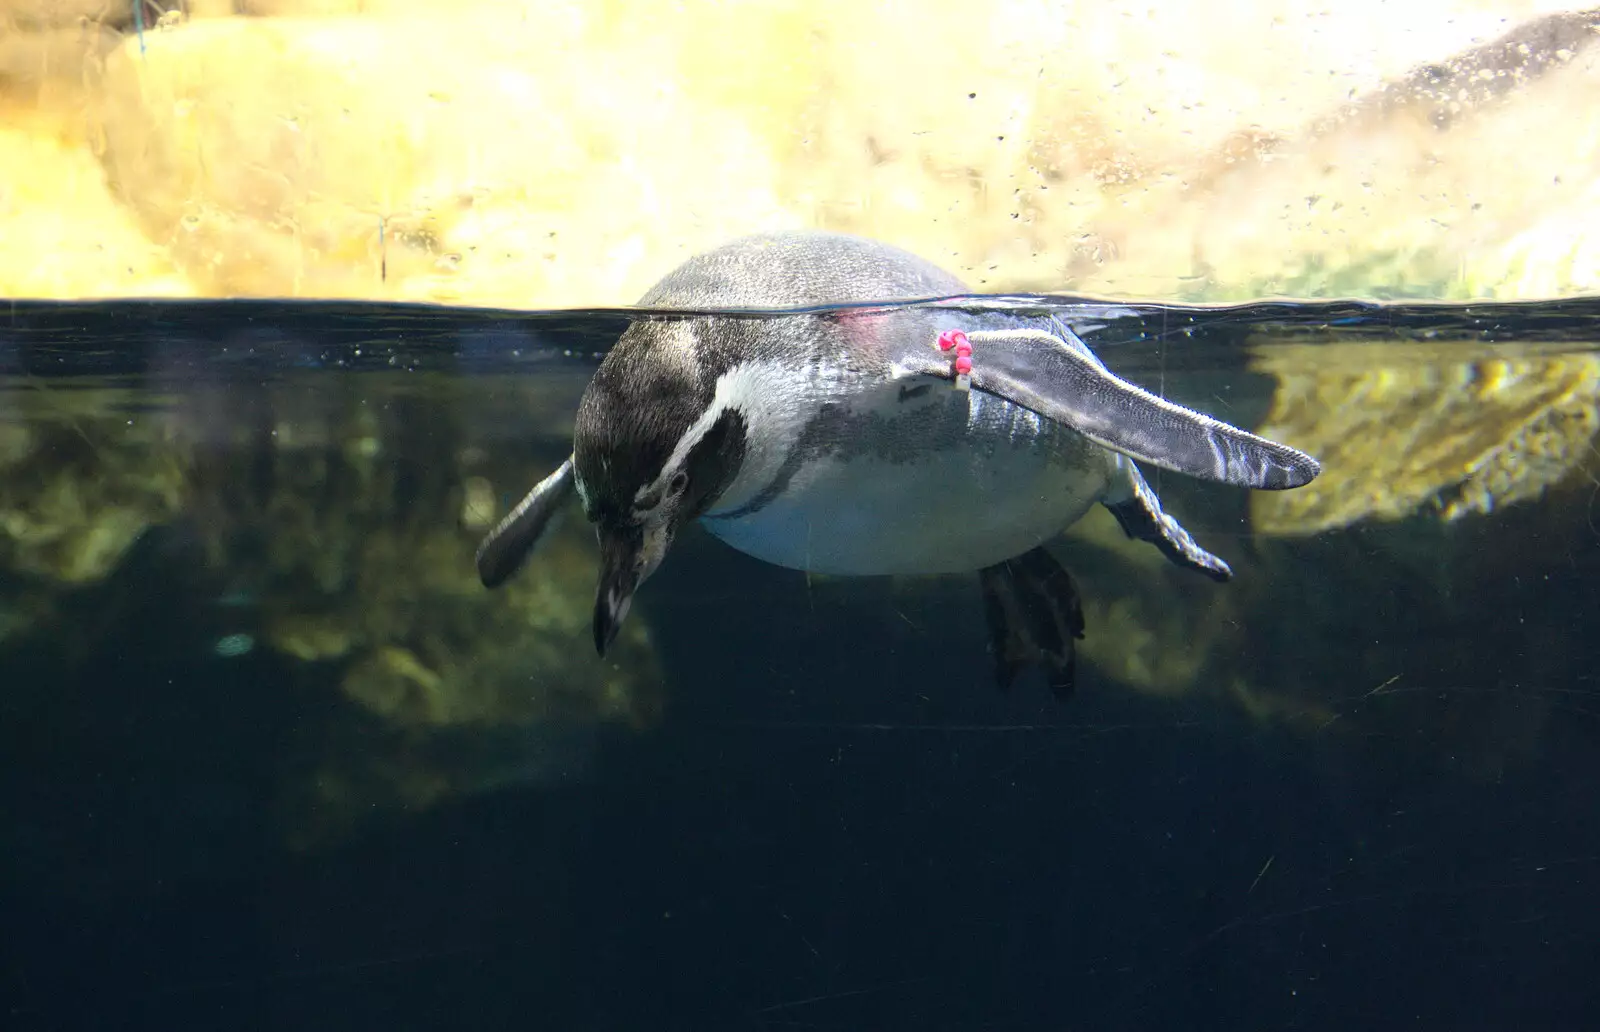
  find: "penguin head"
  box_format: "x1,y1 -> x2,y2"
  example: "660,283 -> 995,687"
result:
572,328 -> 748,655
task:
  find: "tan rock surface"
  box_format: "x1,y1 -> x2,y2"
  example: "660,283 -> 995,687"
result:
92,10 -> 794,304
1071,14 -> 1600,300
0,123 -> 191,298
0,1 -> 120,31
0,1 -> 1586,304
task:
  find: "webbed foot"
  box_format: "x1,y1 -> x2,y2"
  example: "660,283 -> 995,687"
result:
977,546 -> 1086,700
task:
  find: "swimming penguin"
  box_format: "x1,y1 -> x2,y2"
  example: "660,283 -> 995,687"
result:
476,231 -> 1320,696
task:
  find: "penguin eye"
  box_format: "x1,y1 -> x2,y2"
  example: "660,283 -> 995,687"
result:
669,470 -> 689,495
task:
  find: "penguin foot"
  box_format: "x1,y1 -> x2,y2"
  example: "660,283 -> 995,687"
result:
976,546 -> 1086,701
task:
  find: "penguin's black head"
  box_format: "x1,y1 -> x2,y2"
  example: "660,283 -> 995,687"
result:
572,326 -> 748,655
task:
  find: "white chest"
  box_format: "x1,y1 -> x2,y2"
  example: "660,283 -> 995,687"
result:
699,365 -> 1118,575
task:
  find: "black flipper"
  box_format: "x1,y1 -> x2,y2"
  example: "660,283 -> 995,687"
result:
1104,464 -> 1233,583
475,457 -> 577,588
977,546 -> 1086,700
954,321 -> 1321,490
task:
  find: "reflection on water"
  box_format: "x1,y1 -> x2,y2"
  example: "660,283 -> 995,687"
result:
3,297 -> 1599,1029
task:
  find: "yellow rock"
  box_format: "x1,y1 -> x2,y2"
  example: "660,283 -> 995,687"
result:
0,1 -> 119,30
233,1 -> 516,15
2,1 -> 1595,302
1069,16 -> 1600,300
93,11 -> 795,306
1249,339 -> 1600,535
0,23 -> 116,108
0,123 -> 191,298
67,1 -> 1587,306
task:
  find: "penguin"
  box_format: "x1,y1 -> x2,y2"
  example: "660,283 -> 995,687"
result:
475,230 -> 1320,697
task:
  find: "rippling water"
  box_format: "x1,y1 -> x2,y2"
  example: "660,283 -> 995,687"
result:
3,296 -> 1598,1031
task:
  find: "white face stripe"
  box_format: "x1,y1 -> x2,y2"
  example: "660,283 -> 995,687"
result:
633,358 -> 843,517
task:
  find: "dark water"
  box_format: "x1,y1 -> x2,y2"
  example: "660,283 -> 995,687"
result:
3,296 -> 1599,1031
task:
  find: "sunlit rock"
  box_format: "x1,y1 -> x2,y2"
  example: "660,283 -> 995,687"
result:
0,0 -> 120,30
233,0 -> 511,15
1067,8 -> 1600,300
92,11 -> 793,306
0,125 -> 191,299
4,0 -> 1572,304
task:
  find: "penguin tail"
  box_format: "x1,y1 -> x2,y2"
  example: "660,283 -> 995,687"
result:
976,546 -> 1086,701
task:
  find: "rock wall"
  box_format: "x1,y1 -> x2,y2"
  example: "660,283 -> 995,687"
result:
2,0 -> 1597,305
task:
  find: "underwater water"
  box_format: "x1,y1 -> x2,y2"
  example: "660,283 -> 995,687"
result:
2,294 -> 1599,1031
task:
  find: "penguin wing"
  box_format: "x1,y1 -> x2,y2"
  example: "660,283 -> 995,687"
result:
475,456 -> 577,588
938,323 -> 1320,490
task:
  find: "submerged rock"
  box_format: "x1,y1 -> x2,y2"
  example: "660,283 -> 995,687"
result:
182,379 -> 662,843
0,374 -> 662,844
1248,339 -> 1600,535
179,375 -> 664,703
0,389 -> 187,584
1056,503 -> 1248,699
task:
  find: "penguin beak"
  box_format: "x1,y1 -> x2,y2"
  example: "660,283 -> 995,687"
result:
592,524 -> 671,656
